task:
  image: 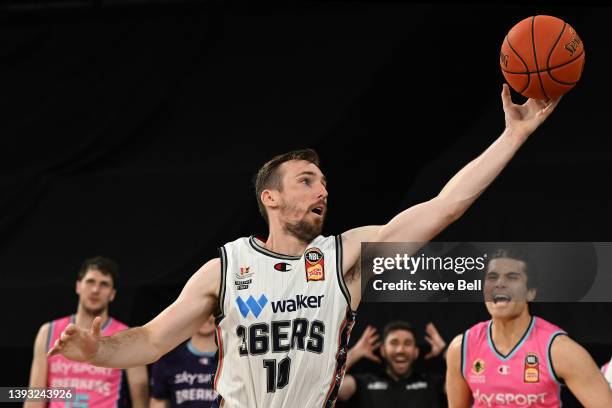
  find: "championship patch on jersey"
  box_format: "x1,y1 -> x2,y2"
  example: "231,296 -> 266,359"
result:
472,358 -> 486,375
304,247 -> 324,281
469,358 -> 486,383
235,266 -> 253,290
524,352 -> 540,383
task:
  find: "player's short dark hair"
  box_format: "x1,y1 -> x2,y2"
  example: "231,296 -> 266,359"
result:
254,148 -> 321,224
382,321 -> 416,342
77,256 -> 119,287
486,247 -> 539,289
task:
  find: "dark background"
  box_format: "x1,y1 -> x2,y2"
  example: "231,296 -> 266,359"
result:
1,1 -> 610,406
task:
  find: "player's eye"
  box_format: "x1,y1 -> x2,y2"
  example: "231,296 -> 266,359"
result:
300,178 -> 311,185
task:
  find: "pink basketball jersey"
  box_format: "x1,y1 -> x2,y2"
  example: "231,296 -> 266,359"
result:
463,316 -> 565,407
47,315 -> 128,408
602,359 -> 612,388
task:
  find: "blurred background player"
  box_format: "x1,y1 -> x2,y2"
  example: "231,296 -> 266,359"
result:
150,316 -> 217,408
339,321 -> 447,407
446,248 -> 612,408
25,256 -> 149,408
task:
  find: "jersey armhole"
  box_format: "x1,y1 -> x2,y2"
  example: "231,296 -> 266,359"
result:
460,329 -> 469,380
335,235 -> 354,313
547,331 -> 568,386
45,321 -> 54,353
216,247 -> 228,320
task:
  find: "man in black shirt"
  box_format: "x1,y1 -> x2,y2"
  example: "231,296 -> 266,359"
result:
339,321 -> 447,408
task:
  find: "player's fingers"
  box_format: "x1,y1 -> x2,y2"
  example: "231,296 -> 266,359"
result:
501,83 -> 513,108
92,316 -> 102,337
367,352 -> 382,363
60,331 -> 73,343
369,334 -> 380,345
541,95 -> 562,116
48,340 -> 61,356
64,324 -> 78,335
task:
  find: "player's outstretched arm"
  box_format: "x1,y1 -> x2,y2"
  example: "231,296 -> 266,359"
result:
341,86 -> 561,274
47,258 -> 221,368
374,84 -> 561,244
551,335 -> 612,407
445,335 -> 472,408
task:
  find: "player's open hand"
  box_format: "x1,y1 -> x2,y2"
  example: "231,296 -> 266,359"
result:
501,83 -> 561,139
47,316 -> 102,362
424,322 -> 446,359
352,325 -> 382,364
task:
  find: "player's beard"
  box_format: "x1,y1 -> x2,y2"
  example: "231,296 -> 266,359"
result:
281,201 -> 324,242
285,219 -> 322,242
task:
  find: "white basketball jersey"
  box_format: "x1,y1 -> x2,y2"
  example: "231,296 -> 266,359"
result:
213,235 -> 355,408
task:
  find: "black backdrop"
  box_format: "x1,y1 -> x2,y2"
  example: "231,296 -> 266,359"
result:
1,1 -> 611,406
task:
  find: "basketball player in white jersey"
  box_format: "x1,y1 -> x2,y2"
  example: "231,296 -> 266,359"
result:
49,85 -> 561,407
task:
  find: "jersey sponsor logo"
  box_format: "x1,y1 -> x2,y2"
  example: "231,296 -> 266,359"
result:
174,371 -> 213,385
236,294 -> 324,317
498,365 -> 511,375
305,247 -> 325,281
524,353 -> 540,383
270,295 -> 324,313
236,295 -> 268,318
366,381 -> 388,390
274,262 -> 292,272
405,381 -> 428,390
473,389 -> 548,406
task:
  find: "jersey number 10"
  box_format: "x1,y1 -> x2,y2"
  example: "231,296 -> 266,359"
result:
263,357 -> 291,393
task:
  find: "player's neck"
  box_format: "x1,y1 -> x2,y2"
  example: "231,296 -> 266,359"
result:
189,333 -> 217,353
263,224 -> 310,256
75,305 -> 110,329
491,310 -> 532,354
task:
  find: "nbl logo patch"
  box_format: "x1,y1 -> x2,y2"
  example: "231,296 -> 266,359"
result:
524,353 -> 540,383
304,247 -> 324,281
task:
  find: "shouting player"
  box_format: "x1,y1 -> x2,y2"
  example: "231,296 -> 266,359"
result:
445,248 -> 612,407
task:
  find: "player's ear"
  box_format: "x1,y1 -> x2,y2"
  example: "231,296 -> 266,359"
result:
527,287 -> 537,302
414,346 -> 420,359
261,189 -> 280,210
109,289 -> 116,302
75,280 -> 81,295
379,344 -> 386,358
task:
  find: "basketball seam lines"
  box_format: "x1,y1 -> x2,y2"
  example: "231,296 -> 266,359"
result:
546,22 -> 581,86
547,22 -> 567,71
501,49 -> 584,76
532,16 -> 550,100
505,35 -> 531,94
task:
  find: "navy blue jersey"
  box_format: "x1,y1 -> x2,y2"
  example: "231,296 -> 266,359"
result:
151,341 -> 218,408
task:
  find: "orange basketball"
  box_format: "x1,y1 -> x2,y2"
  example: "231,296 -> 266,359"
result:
500,15 -> 585,100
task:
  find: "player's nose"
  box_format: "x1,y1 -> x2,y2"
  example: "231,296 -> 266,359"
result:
318,183 -> 328,200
